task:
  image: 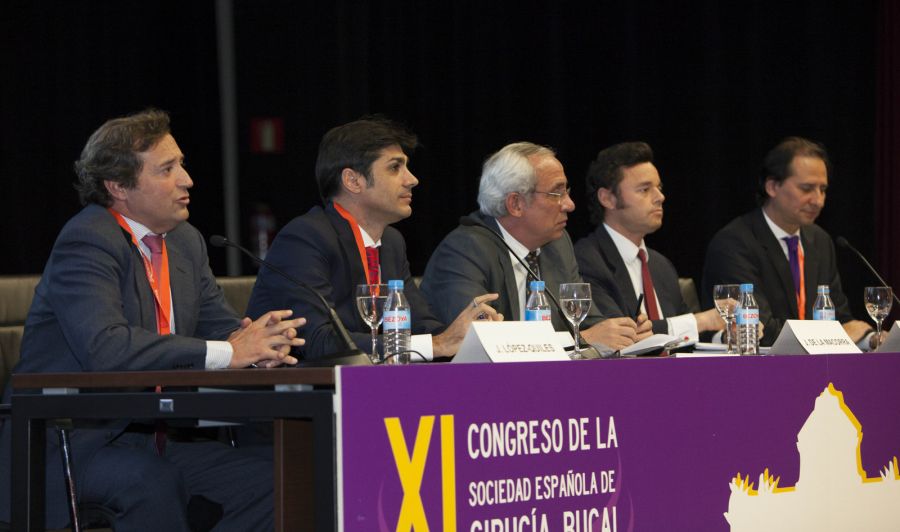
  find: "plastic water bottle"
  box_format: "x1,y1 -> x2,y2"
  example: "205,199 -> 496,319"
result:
525,280 -> 552,322
812,284 -> 836,321
735,283 -> 759,355
383,279 -> 411,364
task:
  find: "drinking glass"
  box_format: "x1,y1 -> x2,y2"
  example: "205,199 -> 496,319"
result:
560,283 -> 592,360
864,286 -> 893,349
713,284 -> 741,354
356,284 -> 388,363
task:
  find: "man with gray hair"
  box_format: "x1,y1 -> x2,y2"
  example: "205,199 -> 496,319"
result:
422,142 -> 652,351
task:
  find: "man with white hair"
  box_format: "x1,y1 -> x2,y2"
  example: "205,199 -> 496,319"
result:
421,142 -> 652,351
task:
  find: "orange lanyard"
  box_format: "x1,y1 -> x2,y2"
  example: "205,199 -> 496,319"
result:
333,202 -> 372,284
797,245 -> 806,320
109,209 -> 172,334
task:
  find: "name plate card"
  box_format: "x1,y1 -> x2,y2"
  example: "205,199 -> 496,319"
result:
770,319 -> 861,355
875,321 -> 900,353
453,321 -> 570,363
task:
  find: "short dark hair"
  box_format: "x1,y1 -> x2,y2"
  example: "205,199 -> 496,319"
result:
315,116 -> 419,201
757,136 -> 830,206
74,109 -> 171,206
585,141 -> 654,224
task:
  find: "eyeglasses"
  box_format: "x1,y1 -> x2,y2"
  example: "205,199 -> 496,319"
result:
532,187 -> 572,204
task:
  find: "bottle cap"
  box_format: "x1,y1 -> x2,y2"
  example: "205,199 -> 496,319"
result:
388,279 -> 404,290
817,284 -> 830,293
529,280 -> 545,291
740,283 -> 753,292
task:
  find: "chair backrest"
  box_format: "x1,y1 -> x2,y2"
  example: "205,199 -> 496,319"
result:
0,276 -> 40,397
217,276 -> 257,317
0,275 -> 259,397
679,277 -> 701,314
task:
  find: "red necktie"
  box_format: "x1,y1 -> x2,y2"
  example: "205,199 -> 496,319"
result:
141,234 -> 167,332
365,246 -> 380,285
638,249 -> 661,321
141,233 -> 168,456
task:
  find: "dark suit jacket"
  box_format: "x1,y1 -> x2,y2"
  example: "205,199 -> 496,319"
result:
574,224 -> 688,334
701,208 -> 853,345
420,211 -> 604,332
0,204 -> 240,526
245,203 -> 444,360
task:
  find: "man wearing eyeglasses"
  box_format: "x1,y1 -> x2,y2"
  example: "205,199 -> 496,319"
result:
574,142 -> 724,342
421,142 -> 652,351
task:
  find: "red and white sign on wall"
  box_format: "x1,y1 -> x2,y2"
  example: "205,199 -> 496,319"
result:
249,117 -> 284,154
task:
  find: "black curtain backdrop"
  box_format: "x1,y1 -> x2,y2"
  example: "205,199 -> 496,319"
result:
3,0 -> 893,325
876,0 -> 900,326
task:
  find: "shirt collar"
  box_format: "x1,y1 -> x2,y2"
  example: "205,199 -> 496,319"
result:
495,218 -> 538,258
604,223 -> 646,263
120,214 -> 164,243
762,209 -> 800,241
358,225 -> 381,248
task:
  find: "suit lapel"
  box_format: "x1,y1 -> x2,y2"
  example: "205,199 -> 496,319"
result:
114,224 -> 159,332
800,226 -> 818,317
596,226 -> 639,315
165,237 -> 194,334
752,210 -> 799,317
325,204 -> 368,286
481,215 -> 522,319
324,204 -> 369,329
647,253 -> 675,316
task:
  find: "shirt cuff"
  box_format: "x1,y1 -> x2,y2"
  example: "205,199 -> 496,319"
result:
411,334 -> 434,362
667,314 -> 699,342
205,340 -> 234,369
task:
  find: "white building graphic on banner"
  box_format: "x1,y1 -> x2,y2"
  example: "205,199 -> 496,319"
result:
725,384 -> 900,531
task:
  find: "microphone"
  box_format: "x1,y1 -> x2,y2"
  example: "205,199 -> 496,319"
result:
836,236 -> 900,307
457,217 -> 578,338
209,235 -> 368,364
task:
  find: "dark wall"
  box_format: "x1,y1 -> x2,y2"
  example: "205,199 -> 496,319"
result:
2,0 -> 882,318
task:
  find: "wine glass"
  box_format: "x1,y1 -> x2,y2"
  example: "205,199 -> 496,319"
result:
559,283 -> 592,360
713,284 -> 741,353
356,284 -> 388,363
864,286 -> 893,349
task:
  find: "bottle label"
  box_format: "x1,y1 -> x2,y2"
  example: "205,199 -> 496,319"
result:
736,307 -> 759,325
525,309 -> 551,321
383,310 -> 411,331
813,309 -> 836,321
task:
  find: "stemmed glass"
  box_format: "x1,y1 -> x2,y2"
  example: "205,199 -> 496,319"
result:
356,284 -> 388,364
560,283 -> 592,360
864,286 -> 893,350
713,284 -> 741,354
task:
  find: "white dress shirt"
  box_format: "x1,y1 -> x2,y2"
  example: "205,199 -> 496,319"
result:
604,224 -> 698,341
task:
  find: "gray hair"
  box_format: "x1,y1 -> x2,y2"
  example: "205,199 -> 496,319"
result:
477,142 -> 556,217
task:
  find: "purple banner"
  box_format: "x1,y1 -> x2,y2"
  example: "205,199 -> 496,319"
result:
337,354 -> 900,531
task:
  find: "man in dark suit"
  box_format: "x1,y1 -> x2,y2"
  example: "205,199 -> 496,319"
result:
246,116 -> 499,361
575,142 -> 723,341
701,137 -> 872,346
421,142 -> 652,351
0,109 -> 305,530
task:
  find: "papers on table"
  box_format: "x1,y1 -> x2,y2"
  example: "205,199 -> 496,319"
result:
875,321 -> 900,353
620,333 -> 695,357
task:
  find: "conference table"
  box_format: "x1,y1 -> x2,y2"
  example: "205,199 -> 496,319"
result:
11,352 -> 900,531
10,367 -> 336,532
